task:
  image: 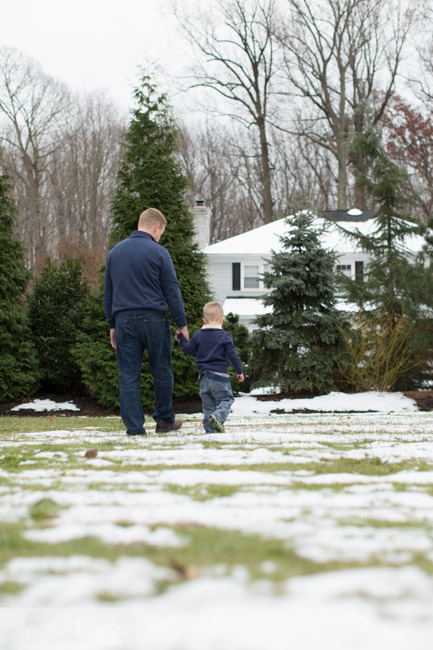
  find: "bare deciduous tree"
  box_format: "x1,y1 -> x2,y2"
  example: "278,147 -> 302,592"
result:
178,124 -> 262,239
178,120 -> 338,241
0,47 -> 70,267
0,49 -> 126,279
173,0 -> 281,223
272,130 -> 338,213
51,93 -> 125,262
278,0 -> 416,209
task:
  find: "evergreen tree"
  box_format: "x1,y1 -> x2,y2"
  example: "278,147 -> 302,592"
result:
223,312 -> 251,392
0,169 -> 39,401
249,212 -> 345,394
28,258 -> 89,392
74,78 -> 209,408
338,126 -> 433,388
339,125 -> 422,315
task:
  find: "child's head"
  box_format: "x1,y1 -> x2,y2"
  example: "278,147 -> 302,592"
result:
203,301 -> 224,325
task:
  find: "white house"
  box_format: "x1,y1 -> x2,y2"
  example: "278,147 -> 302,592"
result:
192,205 -> 426,330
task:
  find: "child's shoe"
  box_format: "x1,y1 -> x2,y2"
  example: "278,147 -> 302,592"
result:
208,413 -> 225,433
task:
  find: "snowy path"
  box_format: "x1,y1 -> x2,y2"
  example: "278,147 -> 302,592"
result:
1,410 -> 433,648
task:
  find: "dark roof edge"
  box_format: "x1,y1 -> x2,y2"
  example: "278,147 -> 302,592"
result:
322,209 -> 376,222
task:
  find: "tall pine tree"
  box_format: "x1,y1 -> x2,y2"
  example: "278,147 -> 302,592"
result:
0,168 -> 39,401
339,125 -> 422,315
338,126 -> 433,388
249,212 -> 345,394
74,78 -> 209,408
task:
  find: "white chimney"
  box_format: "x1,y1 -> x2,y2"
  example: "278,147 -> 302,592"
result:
191,199 -> 211,249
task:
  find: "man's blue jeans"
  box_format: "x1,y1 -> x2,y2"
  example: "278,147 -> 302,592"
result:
199,375 -> 234,432
115,313 -> 175,434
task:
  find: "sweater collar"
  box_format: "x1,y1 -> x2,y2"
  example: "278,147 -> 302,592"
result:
130,230 -> 155,242
201,324 -> 223,329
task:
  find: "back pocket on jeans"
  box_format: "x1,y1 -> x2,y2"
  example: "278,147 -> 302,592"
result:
146,317 -> 166,342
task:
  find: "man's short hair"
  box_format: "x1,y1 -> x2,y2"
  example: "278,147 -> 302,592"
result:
138,208 -> 167,230
203,301 -> 224,322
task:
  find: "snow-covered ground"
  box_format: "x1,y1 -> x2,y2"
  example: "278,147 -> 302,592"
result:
1,392 -> 433,649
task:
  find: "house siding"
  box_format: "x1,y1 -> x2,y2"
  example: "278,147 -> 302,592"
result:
207,254 -> 267,303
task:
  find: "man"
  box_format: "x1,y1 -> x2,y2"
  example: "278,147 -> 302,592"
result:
104,208 -> 189,436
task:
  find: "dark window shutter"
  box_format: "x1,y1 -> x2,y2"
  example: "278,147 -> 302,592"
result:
355,261 -> 364,283
232,263 -> 241,290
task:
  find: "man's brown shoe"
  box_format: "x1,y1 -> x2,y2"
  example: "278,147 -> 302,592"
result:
155,418 -> 183,433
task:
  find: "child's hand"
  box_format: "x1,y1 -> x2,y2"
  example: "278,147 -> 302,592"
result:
174,332 -> 180,343
176,326 -> 189,341
236,373 -> 245,382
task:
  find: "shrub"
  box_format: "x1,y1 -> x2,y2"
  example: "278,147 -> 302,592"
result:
335,312 -> 417,392
28,258 -> 89,392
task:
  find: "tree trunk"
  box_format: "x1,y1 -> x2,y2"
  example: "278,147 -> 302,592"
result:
351,109 -> 367,209
258,116 -> 273,223
336,137 -> 348,209
353,174 -> 367,210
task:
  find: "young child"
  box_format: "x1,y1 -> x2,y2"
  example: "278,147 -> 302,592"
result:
176,301 -> 244,433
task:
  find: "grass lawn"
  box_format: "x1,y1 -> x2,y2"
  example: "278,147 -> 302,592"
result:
1,411 -> 433,648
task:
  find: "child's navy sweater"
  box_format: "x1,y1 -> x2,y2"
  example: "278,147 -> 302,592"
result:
178,328 -> 243,382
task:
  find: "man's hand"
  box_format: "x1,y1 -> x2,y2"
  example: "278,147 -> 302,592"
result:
236,373 -> 245,382
176,325 -> 189,341
110,328 -> 116,350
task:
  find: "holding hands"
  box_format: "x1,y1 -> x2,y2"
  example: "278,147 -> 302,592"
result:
175,325 -> 189,343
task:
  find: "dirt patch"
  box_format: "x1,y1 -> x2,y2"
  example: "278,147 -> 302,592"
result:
0,392 -> 202,418
403,391 -> 433,412
256,391 -> 320,402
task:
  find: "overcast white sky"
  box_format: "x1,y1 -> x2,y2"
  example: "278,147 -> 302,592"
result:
0,0 -> 185,112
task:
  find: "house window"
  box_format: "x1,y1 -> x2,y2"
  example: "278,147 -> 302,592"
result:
232,263 -> 241,291
336,264 -> 352,278
244,265 -> 260,289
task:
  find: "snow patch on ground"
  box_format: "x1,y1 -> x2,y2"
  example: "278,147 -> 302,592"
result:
232,390 -> 418,415
11,399 -> 80,412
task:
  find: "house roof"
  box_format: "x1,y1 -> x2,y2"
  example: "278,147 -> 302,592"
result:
204,214 -> 425,256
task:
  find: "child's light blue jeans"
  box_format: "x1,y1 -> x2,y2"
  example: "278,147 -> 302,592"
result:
199,375 -> 234,432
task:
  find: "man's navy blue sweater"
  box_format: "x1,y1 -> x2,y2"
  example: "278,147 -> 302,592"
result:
178,327 -> 243,382
104,231 -> 186,328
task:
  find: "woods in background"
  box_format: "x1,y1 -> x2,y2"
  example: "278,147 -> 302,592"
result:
2,0 -> 433,403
